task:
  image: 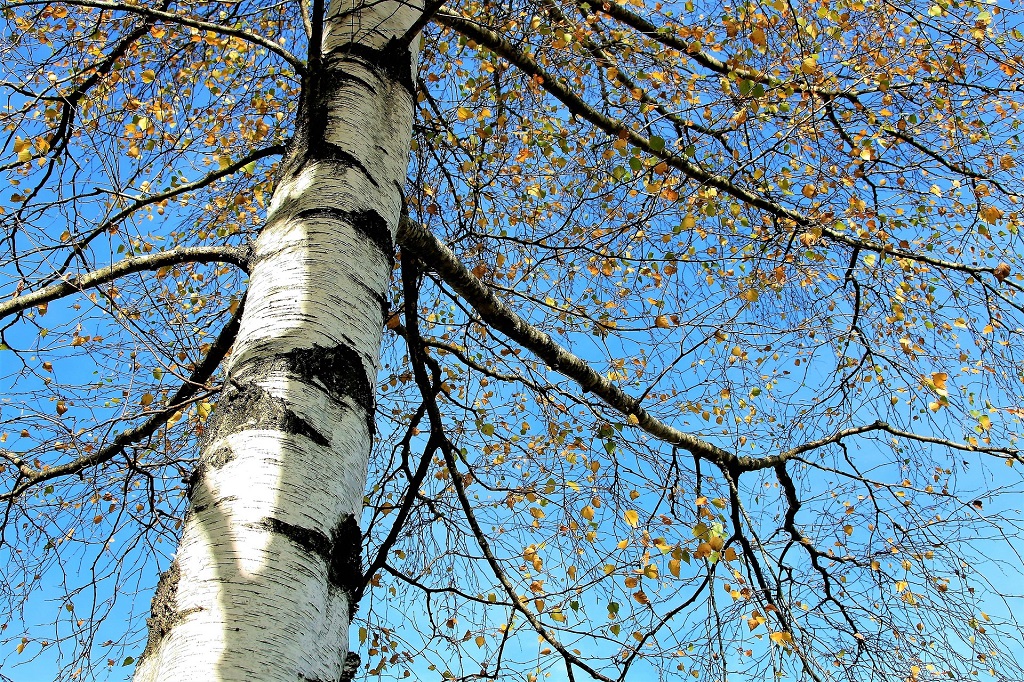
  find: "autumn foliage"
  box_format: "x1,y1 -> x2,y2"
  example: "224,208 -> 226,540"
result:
2,0 -> 1024,680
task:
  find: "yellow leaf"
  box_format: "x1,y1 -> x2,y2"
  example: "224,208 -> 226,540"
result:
550,611 -> 565,622
980,205 -> 1003,224
475,635 -> 485,647
581,505 -> 595,521
770,631 -> 793,645
740,289 -> 759,302
669,559 -> 680,577
529,507 -> 545,519
843,525 -> 853,536
624,510 -> 640,527
457,106 -> 472,122
141,69 -> 156,83
197,402 -> 213,420
979,414 -> 991,431
654,315 -> 671,329
643,564 -> 658,579
140,393 -> 154,406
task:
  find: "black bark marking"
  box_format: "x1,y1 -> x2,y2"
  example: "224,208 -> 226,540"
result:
186,443 -> 236,503
258,517 -> 333,562
204,381 -> 331,447
257,514 -> 363,617
283,344 -> 374,416
303,143 -> 381,188
204,443 -> 236,469
330,515 -> 364,619
292,208 -> 393,256
340,652 -> 361,682
302,38 -> 412,170
324,38 -> 416,95
139,561 -> 203,663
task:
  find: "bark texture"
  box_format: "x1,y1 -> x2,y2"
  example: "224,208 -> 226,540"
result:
133,3 -> 420,680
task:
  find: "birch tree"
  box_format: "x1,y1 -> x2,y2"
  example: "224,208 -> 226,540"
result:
2,1 -> 1024,681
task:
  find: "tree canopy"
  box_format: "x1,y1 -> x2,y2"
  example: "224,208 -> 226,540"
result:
2,0 -> 1024,680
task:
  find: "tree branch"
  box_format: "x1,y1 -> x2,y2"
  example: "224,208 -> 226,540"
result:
7,0 -> 306,71
0,245 -> 248,320
1,297 -> 245,500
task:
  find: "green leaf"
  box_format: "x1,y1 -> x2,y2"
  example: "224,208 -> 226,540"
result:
649,136 -> 666,152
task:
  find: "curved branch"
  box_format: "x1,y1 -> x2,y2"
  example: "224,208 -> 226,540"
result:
1,297 -> 245,500
435,11 -> 1017,287
399,218 -> 1021,477
398,217 -> 733,465
400,253 -> 615,682
7,0 -> 305,71
44,143 -> 285,283
0,245 -> 248,320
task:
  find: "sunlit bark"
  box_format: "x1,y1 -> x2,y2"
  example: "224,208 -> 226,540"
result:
132,2 -> 421,680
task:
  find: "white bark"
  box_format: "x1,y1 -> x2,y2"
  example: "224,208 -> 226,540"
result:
133,3 -> 420,680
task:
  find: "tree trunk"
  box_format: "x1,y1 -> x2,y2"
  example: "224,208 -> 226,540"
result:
132,2 -> 421,680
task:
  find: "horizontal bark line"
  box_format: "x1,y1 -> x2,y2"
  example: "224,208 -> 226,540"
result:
293,207 -> 393,256
303,144 -> 382,189
225,342 -> 375,415
203,381 -> 332,450
254,515 -> 362,612
324,39 -> 416,95
254,204 -> 394,274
